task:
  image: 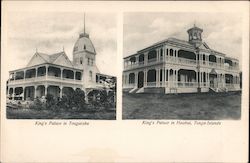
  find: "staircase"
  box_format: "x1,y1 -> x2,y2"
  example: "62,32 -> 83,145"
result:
136,87 -> 144,93
209,87 -> 217,92
209,87 -> 227,93
129,88 -> 139,93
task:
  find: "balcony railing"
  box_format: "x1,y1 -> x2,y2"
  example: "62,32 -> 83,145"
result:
176,58 -> 196,66
8,75 -> 82,85
123,83 -> 135,89
177,82 -> 198,87
124,56 -> 239,71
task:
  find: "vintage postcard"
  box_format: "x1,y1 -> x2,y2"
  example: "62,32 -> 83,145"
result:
1,1 -> 249,163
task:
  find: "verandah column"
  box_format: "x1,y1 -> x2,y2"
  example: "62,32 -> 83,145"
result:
45,85 -> 48,97
163,67 -> 166,87
12,87 -> 15,100
156,68 -> 159,87
34,85 -> 37,99
135,71 -> 138,88
60,85 -> 63,98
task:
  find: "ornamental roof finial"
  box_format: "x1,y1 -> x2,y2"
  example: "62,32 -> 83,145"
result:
84,12 -> 86,34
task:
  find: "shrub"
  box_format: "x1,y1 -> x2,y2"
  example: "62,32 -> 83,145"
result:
29,97 -> 46,110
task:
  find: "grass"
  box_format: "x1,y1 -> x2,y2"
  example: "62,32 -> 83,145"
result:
7,107 -> 116,120
122,91 -> 241,120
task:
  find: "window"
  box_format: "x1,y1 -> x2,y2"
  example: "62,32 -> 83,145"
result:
91,59 -> 94,65
84,45 -> 86,50
80,57 -> 83,64
89,71 -> 92,81
88,58 -> 90,65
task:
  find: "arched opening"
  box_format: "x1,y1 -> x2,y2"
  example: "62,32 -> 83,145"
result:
62,87 -> 74,96
47,85 -> 60,100
9,88 -> 14,100
138,71 -> 144,88
15,71 -> 24,80
209,55 -> 216,63
225,59 -> 233,66
178,50 -> 196,60
225,74 -> 233,84
14,87 -> 24,100
148,50 -> 157,61
209,69 -> 218,88
170,49 -> 174,56
37,66 -> 46,77
63,69 -> 74,79
139,54 -> 144,64
203,72 -> 206,82
129,56 -> 136,64
75,71 -> 82,80
147,69 -> 156,82
178,69 -> 196,87
169,69 -> 174,82
36,85 -> 45,98
87,89 -> 100,103
129,73 -> 135,84
48,66 -> 61,77
25,69 -> 36,78
24,86 -> 35,100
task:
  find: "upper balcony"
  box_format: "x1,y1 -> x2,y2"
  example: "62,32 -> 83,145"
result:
8,64 -> 83,86
124,50 -> 239,72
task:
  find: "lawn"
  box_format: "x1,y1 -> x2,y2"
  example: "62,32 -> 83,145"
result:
7,107 -> 116,120
122,91 -> 241,120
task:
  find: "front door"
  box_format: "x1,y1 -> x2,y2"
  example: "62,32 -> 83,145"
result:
138,72 -> 144,88
209,74 -> 217,88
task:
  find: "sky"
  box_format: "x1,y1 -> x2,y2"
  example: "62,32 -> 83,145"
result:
5,12 -> 117,76
123,12 -> 242,68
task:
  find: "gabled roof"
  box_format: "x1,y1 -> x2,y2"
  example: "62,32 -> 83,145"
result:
27,51 -> 74,68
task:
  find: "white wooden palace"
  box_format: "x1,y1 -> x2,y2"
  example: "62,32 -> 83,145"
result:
123,25 -> 241,94
7,23 -> 115,101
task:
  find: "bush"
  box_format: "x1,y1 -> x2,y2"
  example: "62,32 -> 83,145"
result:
29,97 -> 46,110
57,89 -> 86,111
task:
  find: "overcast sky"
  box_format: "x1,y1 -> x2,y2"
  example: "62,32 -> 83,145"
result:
6,12 -> 117,76
123,12 -> 242,68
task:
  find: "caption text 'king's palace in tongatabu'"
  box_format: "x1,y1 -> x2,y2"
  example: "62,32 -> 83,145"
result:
123,24 -> 241,94
7,18 -> 116,101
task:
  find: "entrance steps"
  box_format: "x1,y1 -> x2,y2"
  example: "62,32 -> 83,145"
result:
129,88 -> 139,93
136,87 -> 144,93
209,87 -> 227,93
209,87 -> 217,92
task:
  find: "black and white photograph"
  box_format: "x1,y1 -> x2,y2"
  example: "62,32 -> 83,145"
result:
5,12 -> 117,119
123,12 -> 242,120
1,1 -> 249,163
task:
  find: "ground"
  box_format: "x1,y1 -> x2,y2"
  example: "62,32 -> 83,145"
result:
122,91 -> 241,120
7,107 -> 116,120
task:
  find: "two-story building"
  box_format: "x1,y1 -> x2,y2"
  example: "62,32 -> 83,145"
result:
123,25 -> 240,94
7,23 -> 116,101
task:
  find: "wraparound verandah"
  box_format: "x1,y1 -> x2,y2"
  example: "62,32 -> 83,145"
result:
7,84 -> 82,101
124,68 -> 212,89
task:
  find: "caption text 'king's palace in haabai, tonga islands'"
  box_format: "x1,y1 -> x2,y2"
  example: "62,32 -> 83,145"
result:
123,24 -> 241,94
6,18 -> 116,102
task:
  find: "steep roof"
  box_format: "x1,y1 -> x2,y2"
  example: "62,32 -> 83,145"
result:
27,51 -> 74,68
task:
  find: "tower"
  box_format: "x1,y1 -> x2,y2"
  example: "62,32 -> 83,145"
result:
73,14 -> 99,88
187,24 -> 203,48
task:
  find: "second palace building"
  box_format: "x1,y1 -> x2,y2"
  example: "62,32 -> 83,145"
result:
123,24 -> 241,94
